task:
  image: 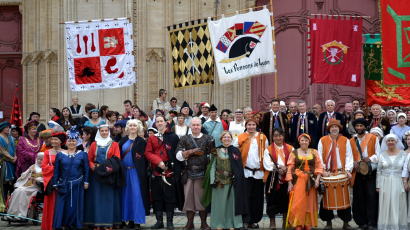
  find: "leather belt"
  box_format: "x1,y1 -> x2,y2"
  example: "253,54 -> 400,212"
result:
185,165 -> 206,170
245,166 -> 260,175
125,166 -> 136,170
216,168 -> 233,177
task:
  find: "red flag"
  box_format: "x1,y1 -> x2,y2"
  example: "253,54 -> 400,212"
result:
366,80 -> 410,106
10,87 -> 23,133
380,0 -> 410,85
310,17 -> 362,87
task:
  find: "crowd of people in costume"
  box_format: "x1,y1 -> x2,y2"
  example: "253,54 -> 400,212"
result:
0,89 -> 410,230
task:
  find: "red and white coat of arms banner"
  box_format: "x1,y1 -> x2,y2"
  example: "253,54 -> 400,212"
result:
65,18 -> 135,91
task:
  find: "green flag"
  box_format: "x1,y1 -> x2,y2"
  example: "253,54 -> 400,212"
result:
363,44 -> 382,80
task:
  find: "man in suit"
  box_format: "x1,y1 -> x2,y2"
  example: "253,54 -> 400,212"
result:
290,100 -> 319,146
313,104 -> 323,120
262,99 -> 290,144
318,100 -> 344,139
342,101 -> 354,138
367,104 -> 391,136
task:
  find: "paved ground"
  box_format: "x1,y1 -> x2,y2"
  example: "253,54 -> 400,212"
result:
0,214 -> 358,229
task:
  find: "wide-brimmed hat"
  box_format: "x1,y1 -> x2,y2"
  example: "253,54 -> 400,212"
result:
326,119 -> 343,133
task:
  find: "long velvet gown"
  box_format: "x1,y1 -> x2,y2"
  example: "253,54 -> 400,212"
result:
53,151 -> 89,229
16,133 -> 42,178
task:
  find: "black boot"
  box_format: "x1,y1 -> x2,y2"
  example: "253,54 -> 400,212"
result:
166,212 -> 174,230
151,212 -> 164,229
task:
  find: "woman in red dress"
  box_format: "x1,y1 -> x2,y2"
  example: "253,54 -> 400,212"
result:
41,131 -> 67,230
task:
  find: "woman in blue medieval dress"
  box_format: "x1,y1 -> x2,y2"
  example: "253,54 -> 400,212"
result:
53,126 -> 89,229
118,119 -> 150,229
84,124 -> 122,229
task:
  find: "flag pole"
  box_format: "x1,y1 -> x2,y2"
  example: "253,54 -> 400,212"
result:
307,15 -> 313,110
365,80 -> 368,119
270,0 -> 277,99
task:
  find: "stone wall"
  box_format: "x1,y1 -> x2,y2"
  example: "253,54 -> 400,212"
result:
5,0 -> 255,122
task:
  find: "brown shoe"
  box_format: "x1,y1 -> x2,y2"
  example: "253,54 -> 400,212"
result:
269,217 -> 276,229
199,211 -> 211,230
342,222 -> 353,229
183,211 -> 195,230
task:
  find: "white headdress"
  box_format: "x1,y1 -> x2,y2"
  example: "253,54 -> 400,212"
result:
381,134 -> 404,152
95,124 -> 112,146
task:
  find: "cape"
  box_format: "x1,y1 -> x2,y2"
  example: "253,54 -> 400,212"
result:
201,145 -> 248,216
94,156 -> 126,188
162,131 -> 185,211
118,136 -> 151,216
261,111 -> 290,144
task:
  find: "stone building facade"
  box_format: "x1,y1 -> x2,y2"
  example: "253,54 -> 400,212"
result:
1,0 -> 254,123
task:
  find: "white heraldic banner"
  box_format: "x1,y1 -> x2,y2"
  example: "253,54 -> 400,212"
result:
208,9 -> 275,85
65,18 -> 135,91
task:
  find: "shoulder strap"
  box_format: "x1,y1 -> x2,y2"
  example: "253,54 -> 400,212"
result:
240,134 -> 253,151
210,121 -> 218,135
355,137 -> 364,159
121,141 -> 134,160
189,134 -> 200,148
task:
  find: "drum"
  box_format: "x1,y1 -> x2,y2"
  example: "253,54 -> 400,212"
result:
321,173 -> 350,210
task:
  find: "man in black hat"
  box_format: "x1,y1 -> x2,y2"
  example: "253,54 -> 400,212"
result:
203,104 -> 226,147
29,112 -> 47,132
174,101 -> 193,126
349,118 -> 380,230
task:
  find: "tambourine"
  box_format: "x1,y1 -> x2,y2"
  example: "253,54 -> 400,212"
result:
359,161 -> 372,176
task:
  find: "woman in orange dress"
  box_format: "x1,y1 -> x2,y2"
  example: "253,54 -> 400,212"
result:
41,131 -> 67,230
286,134 -> 323,230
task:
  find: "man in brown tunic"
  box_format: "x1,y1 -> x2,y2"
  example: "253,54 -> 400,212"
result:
176,117 -> 215,230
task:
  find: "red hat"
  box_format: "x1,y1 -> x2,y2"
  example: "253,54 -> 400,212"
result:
52,132 -> 67,146
200,102 -> 210,108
